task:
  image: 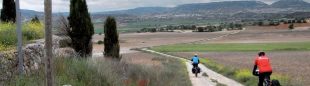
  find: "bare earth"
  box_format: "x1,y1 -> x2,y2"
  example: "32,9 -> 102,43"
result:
205,26 -> 310,43
92,31 -> 235,53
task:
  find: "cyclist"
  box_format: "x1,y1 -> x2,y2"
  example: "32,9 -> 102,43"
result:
252,52 -> 273,86
191,54 -> 200,73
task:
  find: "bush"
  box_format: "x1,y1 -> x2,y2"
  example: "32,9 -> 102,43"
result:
0,23 -> 17,45
289,24 -> 294,30
0,23 -> 43,51
22,22 -> 44,40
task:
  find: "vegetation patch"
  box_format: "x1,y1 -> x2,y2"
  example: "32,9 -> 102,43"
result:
200,58 -> 292,86
0,23 -> 43,52
151,42 -> 310,52
4,54 -> 191,86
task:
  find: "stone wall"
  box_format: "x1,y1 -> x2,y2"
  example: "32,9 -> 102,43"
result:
0,35 -> 76,83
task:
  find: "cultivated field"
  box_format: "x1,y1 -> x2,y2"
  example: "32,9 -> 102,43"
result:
92,31 -> 236,54
205,26 -> 310,43
150,26 -> 310,86
92,25 -> 310,85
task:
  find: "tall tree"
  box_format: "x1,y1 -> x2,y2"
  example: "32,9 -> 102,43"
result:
104,16 -> 120,58
68,0 -> 94,57
1,0 -> 16,22
44,0 -> 54,85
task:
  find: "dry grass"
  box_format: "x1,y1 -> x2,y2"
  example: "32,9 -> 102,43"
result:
3,51 -> 192,86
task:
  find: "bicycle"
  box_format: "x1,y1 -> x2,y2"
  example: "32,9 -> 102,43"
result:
193,66 -> 199,77
254,70 -> 281,86
263,76 -> 271,86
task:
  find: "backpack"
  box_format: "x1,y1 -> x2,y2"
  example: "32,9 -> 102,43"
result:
271,79 -> 281,86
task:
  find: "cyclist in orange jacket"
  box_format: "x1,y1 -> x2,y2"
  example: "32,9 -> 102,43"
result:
252,52 -> 273,86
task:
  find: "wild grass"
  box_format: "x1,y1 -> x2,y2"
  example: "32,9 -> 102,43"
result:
151,42 -> 310,52
200,58 -> 293,86
0,22 -> 43,51
4,55 -> 191,86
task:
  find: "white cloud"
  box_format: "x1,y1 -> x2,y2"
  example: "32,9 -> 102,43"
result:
0,0 -> 310,12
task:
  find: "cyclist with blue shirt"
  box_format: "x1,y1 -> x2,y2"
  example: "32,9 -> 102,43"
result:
191,54 -> 200,73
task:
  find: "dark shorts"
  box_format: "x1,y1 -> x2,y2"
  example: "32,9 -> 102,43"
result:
258,72 -> 272,86
192,63 -> 199,68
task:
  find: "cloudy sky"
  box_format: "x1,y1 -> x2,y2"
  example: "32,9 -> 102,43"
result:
0,0 -> 309,12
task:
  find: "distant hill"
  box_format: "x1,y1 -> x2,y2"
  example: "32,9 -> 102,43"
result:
173,1 -> 268,13
271,0 -> 310,8
3,0 -> 310,22
96,7 -> 171,15
98,0 -> 310,15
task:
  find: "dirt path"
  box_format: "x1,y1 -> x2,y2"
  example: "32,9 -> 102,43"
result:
141,48 -> 243,86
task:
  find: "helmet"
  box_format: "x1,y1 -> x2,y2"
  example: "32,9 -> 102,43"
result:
194,54 -> 198,56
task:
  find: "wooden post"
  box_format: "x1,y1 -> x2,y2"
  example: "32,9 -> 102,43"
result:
44,0 -> 53,85
15,0 -> 23,75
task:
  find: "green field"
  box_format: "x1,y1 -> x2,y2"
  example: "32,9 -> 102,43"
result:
151,42 -> 310,52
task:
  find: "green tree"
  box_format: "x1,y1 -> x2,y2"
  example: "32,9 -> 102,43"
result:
104,16 -> 120,58
31,15 -> 40,23
1,0 -> 16,22
68,0 -> 94,57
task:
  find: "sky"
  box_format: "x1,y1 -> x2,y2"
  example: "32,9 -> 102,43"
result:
0,0 -> 309,12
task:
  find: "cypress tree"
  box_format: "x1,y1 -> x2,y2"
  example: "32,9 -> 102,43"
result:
104,16 -> 120,58
1,0 -> 16,22
68,0 -> 94,57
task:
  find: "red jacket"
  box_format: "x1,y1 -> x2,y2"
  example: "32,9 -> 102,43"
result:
255,56 -> 272,73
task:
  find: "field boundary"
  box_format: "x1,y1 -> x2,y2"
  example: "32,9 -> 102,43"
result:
140,48 -> 243,86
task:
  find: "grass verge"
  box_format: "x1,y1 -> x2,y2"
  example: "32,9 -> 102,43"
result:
200,58 -> 293,86
151,42 -> 310,52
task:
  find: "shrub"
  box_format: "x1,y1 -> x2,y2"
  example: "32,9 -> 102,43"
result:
289,24 -> 294,30
0,23 -> 43,51
22,22 -> 44,40
0,23 -> 17,45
